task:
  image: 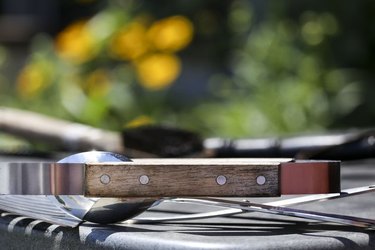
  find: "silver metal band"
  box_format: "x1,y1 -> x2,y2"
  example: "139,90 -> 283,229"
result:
0,162 -> 85,195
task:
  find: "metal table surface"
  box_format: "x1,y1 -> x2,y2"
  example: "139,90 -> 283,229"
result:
0,155 -> 374,249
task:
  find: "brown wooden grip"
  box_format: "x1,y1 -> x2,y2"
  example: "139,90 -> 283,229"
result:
84,159 -> 282,197
0,107 -> 124,152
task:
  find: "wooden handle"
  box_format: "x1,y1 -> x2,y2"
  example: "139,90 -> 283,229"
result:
85,159 -> 284,197
0,107 -> 124,152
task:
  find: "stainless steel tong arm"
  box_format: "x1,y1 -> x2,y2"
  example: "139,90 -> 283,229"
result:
0,163 -> 85,195
172,197 -> 375,229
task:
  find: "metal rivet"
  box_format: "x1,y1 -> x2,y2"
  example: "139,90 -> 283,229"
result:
216,175 -> 227,185
100,174 -> 110,185
256,175 -> 266,185
139,175 -> 150,185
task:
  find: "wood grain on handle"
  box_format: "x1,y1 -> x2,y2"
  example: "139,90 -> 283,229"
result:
85,159 -> 283,198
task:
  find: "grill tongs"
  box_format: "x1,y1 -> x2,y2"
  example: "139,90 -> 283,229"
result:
0,151 -> 374,229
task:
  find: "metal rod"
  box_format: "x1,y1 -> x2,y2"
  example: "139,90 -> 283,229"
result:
132,185 -> 375,224
171,197 -> 375,228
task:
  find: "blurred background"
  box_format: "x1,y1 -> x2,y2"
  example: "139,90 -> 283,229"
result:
0,0 -> 374,152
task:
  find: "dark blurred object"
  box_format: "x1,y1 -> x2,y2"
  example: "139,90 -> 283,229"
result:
1,107 -> 375,160
0,0 -> 58,43
205,129 -> 375,160
0,107 -> 203,157
123,126 -> 202,157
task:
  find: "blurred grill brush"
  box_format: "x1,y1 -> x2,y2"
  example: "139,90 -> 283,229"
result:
1,106 -> 374,159
0,107 -> 202,157
204,129 -> 375,160
124,126 -> 375,159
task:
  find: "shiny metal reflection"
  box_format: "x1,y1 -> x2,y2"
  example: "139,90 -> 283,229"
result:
51,151 -> 159,224
0,162 -> 84,195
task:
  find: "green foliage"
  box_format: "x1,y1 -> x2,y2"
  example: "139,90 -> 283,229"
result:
0,0 -> 370,140
173,2 -> 363,137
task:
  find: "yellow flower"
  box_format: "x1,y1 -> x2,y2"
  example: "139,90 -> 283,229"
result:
16,63 -> 50,98
148,16 -> 194,52
110,22 -> 149,60
55,20 -> 97,63
125,115 -> 154,128
135,53 -> 181,90
83,69 -> 111,97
